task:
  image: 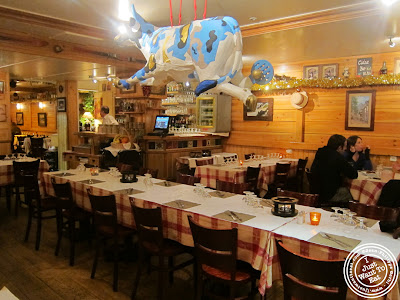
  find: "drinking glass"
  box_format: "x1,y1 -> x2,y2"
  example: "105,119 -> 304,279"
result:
344,211 -> 357,226
338,208 -> 350,223
331,207 -> 341,219
355,217 -> 368,231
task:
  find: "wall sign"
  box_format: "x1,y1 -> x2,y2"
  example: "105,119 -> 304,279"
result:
357,57 -> 372,77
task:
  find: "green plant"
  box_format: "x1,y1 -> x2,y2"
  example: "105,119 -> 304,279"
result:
79,92 -> 94,124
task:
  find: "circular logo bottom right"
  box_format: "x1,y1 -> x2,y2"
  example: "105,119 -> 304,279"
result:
343,243 -> 399,298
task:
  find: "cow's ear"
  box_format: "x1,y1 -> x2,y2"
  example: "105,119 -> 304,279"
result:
130,18 -> 136,27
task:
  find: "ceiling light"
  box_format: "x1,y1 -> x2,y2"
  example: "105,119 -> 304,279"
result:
389,38 -> 396,47
118,0 -> 130,21
249,16 -> 257,21
382,0 -> 398,6
118,25 -> 127,34
93,79 -> 98,83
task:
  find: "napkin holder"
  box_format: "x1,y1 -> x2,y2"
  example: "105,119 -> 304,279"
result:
120,171 -> 138,183
271,196 -> 298,217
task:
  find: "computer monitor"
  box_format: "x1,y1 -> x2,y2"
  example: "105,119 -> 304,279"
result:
154,115 -> 171,131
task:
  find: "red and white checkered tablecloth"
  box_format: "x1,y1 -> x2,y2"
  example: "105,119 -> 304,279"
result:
349,179 -> 385,205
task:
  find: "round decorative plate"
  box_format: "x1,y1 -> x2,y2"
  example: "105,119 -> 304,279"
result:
249,60 -> 274,85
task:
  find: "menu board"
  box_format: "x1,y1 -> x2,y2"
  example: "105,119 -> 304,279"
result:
357,57 -> 372,77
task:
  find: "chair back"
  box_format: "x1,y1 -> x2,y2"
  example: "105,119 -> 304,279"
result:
195,158 -> 214,166
216,180 -> 250,195
244,153 -> 255,160
87,190 -> 118,234
21,174 -> 41,206
131,203 -> 164,250
277,188 -> 319,207
13,159 -> 40,187
101,149 -> 117,169
30,137 -> 45,158
188,216 -> 237,277
377,179 -> 400,208
138,167 -> 159,178
349,201 -> 400,221
176,172 -> 200,186
276,240 -> 347,300
274,163 -> 291,188
295,157 -> 308,192
306,168 -> 320,194
117,150 -> 142,171
245,165 -> 261,193
51,178 -> 75,210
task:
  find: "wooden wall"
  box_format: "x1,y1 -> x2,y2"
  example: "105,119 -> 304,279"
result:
0,71 -> 10,155
226,51 -> 400,168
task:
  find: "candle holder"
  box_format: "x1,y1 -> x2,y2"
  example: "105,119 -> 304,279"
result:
271,196 -> 298,217
239,160 -> 243,166
120,171 -> 138,183
90,167 -> 99,176
310,212 -> 321,225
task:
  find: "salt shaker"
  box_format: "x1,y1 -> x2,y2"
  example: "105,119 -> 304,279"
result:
297,211 -> 306,224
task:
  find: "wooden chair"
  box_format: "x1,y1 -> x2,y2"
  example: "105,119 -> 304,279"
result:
348,201 -> 400,221
277,188 -> 319,207
195,158 -> 214,166
51,178 -> 92,266
138,167 -> 159,178
244,153 -> 255,160
245,164 -> 261,195
287,158 -> 308,192
116,150 -> 142,172
265,163 -> 291,198
188,216 -> 258,300
130,202 -> 194,300
87,190 -> 135,292
306,168 -> 320,194
29,137 -> 45,159
176,172 -> 200,186
23,174 -> 57,251
276,240 -> 347,300
216,180 -> 250,195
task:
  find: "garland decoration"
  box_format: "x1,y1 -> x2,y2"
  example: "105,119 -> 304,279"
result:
251,74 -> 400,92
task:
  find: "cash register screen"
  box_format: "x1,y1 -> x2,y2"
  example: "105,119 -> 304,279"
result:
154,115 -> 171,130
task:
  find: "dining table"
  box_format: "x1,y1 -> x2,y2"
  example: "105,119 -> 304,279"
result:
42,168 -> 399,299
177,152 -> 238,169
194,158 -> 298,195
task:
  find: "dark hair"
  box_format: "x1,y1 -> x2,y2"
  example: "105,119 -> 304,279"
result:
100,106 -> 109,114
347,135 -> 361,151
327,134 -> 346,150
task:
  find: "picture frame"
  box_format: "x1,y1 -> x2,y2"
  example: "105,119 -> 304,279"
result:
243,97 -> 273,121
38,112 -> 47,127
321,63 -> 339,79
345,90 -> 376,131
57,97 -> 66,112
16,112 -> 24,125
394,58 -> 400,75
303,65 -> 320,79
0,81 -> 4,94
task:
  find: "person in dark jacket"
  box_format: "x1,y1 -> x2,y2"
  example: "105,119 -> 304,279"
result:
343,135 -> 372,171
311,134 -> 358,204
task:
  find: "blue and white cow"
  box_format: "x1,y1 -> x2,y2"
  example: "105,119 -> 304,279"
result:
115,4 -> 257,111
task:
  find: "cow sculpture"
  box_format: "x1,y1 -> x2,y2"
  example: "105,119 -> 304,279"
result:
115,4 -> 257,111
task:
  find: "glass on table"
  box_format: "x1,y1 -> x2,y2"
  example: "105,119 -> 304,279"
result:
344,211 -> 357,226
355,217 -> 368,231
331,207 -> 341,219
338,208 -> 350,223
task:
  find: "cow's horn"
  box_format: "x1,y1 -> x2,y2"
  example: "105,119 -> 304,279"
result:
245,94 -> 257,112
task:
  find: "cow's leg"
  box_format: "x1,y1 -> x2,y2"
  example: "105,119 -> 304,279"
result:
214,83 -> 257,112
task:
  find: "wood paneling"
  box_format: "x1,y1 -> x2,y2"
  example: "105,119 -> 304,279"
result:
10,102 -> 57,133
227,51 -> 400,168
0,71 -> 10,154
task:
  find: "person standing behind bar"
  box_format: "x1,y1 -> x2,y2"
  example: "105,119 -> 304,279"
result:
311,134 -> 358,205
100,106 -> 119,125
343,135 -> 372,171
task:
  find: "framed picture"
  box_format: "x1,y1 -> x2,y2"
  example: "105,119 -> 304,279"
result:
303,65 -> 320,79
0,104 -> 6,122
0,81 -> 4,94
57,97 -> 66,112
394,58 -> 400,75
345,90 -> 376,131
38,112 -> 47,127
321,64 -> 339,79
356,57 -> 372,76
243,98 -> 273,121
16,112 -> 24,125
150,85 -> 166,96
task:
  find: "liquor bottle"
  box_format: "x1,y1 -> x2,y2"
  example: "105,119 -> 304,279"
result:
379,61 -> 387,75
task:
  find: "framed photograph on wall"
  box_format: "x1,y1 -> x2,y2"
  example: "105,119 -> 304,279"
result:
345,90 -> 376,131
321,63 -> 339,78
57,97 -> 66,112
16,112 -> 24,125
394,58 -> 400,74
303,65 -> 320,79
243,98 -> 273,121
0,81 -> 4,94
38,112 -> 47,127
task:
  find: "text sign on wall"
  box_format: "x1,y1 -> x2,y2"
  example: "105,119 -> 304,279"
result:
357,57 -> 372,76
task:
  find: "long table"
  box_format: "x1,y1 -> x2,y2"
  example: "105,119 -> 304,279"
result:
43,169 -> 399,299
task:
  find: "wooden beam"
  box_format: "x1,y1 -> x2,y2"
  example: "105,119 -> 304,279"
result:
241,2 -> 383,37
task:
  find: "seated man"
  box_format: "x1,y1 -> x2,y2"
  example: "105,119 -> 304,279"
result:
311,134 -> 358,205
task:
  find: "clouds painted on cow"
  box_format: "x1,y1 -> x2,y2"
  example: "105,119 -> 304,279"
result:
115,4 -> 257,111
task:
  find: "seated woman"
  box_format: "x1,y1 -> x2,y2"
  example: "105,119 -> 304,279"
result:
344,135 -> 372,170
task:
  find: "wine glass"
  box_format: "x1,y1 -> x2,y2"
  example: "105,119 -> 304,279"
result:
355,217 -> 368,231
344,211 -> 357,226
331,207 -> 341,219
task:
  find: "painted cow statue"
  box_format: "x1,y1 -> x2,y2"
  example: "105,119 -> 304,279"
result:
115,4 -> 257,111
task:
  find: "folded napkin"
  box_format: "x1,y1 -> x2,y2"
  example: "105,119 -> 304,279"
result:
53,172 -> 74,177
164,200 -> 200,209
0,286 -> 19,300
78,179 -> 104,185
212,210 -> 255,223
155,181 -> 182,187
209,191 -> 236,198
308,232 -> 361,251
114,188 -> 144,195
360,217 -> 378,228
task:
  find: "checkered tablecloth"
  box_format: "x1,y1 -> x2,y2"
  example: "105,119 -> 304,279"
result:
348,172 -> 388,205
177,152 -> 238,169
42,170 -> 399,299
194,159 -> 298,193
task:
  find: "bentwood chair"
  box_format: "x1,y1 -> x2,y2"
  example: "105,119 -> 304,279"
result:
188,216 -> 259,300
216,180 -> 250,195
130,202 -> 194,300
176,172 -> 200,186
87,190 -> 135,292
195,158 -> 214,166
277,188 -> 319,207
245,164 -> 261,195
265,163 -> 291,198
51,178 -> 91,266
276,240 -> 347,300
138,167 -> 159,178
287,158 -> 308,192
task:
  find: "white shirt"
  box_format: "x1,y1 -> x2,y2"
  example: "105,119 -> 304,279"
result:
102,114 -> 119,125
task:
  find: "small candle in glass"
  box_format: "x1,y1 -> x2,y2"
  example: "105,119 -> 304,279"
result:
310,212 -> 321,225
239,160 -> 243,166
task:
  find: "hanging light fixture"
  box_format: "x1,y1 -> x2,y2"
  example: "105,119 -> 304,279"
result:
389,37 -> 396,47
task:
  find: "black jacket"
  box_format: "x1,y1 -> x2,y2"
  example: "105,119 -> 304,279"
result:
343,149 -> 372,171
311,146 -> 358,202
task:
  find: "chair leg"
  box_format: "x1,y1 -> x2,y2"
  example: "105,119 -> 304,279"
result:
15,187 -> 20,217
91,236 -> 101,279
35,210 -> 42,251
168,256 -> 174,284
131,249 -> 144,299
196,268 -> 203,300
24,204 -> 33,242
55,214 -> 63,256
158,255 -> 166,300
113,238 -> 119,292
69,219 -> 76,266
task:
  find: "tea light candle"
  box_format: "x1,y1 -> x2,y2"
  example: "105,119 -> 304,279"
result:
310,212 -> 321,225
239,160 -> 243,166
